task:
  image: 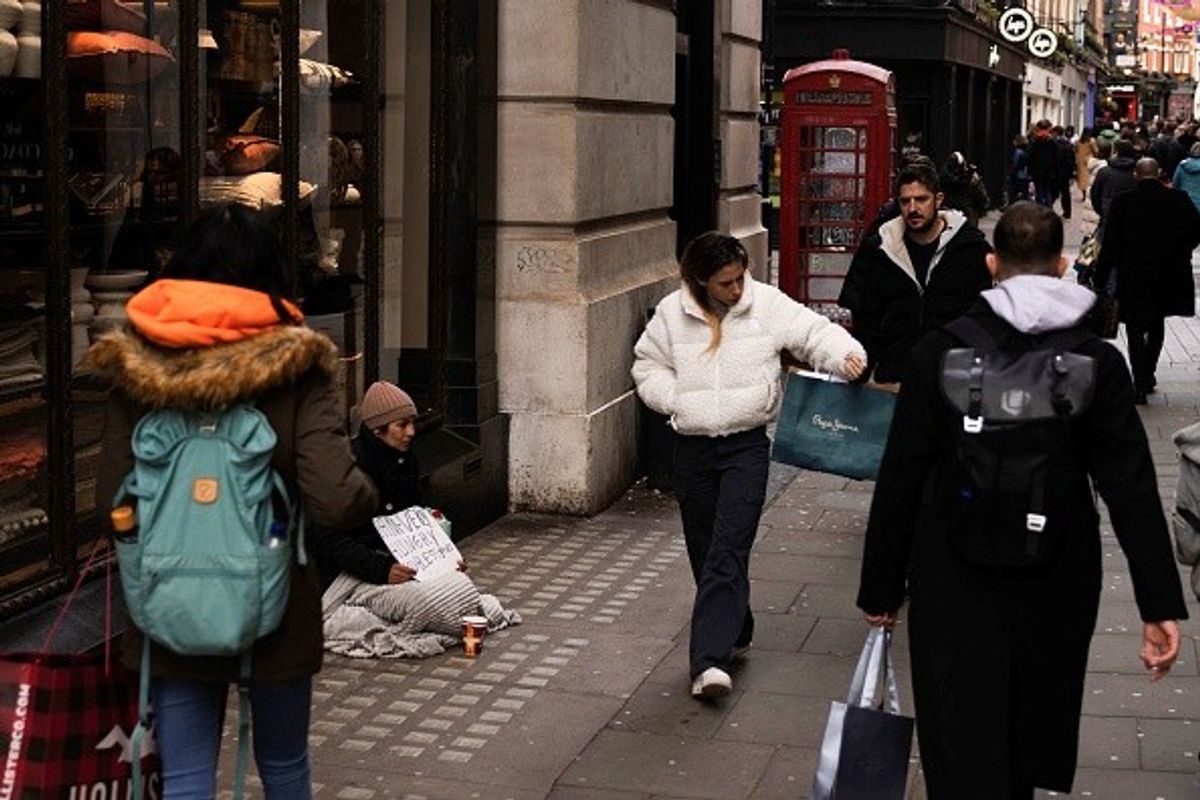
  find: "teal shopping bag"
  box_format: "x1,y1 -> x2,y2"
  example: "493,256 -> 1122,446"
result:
771,372 -> 897,481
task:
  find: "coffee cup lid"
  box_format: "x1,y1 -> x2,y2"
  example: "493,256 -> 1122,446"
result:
462,615 -> 488,625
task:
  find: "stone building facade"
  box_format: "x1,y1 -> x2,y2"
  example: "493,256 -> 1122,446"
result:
378,0 -> 764,521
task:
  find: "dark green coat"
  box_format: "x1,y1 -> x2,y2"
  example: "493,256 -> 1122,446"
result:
88,325 -> 378,684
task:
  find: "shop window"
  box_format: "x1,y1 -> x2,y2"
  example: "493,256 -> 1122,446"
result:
378,0 -> 432,408
0,1 -> 382,618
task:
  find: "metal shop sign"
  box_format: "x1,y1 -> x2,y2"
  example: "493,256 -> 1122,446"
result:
998,7 -> 1059,59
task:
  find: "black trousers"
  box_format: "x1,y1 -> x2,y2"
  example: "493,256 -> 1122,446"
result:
673,427 -> 769,678
1126,316 -> 1165,391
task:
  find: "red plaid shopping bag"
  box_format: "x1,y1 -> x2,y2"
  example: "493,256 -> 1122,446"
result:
0,540 -> 160,799
0,653 -> 161,798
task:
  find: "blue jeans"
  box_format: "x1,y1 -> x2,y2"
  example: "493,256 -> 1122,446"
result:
151,677 -> 313,799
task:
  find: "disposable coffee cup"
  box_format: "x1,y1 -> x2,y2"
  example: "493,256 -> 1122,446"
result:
462,615 -> 488,657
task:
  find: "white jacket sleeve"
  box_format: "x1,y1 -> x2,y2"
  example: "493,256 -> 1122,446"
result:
631,308 -> 677,416
764,286 -> 866,375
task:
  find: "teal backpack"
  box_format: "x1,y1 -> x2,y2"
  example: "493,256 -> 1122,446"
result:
112,404 -> 303,800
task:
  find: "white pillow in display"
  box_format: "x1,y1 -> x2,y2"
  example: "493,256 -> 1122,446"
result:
200,172 -> 316,210
296,58 -> 353,92
0,30 -> 16,77
0,0 -> 21,32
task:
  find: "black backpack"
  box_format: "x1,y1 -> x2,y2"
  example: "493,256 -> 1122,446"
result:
938,316 -> 1098,567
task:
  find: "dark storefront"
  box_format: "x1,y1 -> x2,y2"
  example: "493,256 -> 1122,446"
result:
0,1 -> 504,641
772,1 -> 1026,207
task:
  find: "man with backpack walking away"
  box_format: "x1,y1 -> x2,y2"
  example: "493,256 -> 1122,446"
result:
856,202 -> 1187,799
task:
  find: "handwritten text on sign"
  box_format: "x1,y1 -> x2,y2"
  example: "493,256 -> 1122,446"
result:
373,507 -> 461,580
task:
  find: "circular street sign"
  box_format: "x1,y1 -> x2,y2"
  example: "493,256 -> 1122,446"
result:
998,7 -> 1035,43
1027,27 -> 1058,58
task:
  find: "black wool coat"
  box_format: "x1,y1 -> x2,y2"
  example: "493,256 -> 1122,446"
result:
1026,135 -> 1060,181
1094,179 -> 1200,323
857,303 -> 1188,797
839,214 -> 992,383
1088,157 -> 1137,220
311,428 -> 423,589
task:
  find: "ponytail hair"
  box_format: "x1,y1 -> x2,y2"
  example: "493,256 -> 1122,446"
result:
679,232 -> 749,353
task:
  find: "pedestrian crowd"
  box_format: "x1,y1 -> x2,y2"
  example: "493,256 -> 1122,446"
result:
30,111 -> 1197,799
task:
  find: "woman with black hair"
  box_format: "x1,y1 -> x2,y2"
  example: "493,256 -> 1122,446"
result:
632,231 -> 867,698
86,202 -> 378,798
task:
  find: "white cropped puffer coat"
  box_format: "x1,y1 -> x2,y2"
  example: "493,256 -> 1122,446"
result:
632,274 -> 867,437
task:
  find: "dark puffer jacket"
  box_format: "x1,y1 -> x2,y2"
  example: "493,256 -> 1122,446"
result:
312,428 -> 423,589
839,210 -> 993,383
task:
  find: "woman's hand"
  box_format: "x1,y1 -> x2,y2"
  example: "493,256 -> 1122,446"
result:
864,612 -> 897,629
388,563 -> 416,584
1142,620 -> 1180,681
842,353 -> 867,381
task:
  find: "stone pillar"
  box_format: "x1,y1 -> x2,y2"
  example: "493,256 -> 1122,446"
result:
718,0 -> 768,277
494,0 -> 679,514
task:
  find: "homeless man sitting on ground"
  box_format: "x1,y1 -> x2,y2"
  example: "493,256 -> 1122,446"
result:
314,381 -> 519,658
856,201 -> 1187,799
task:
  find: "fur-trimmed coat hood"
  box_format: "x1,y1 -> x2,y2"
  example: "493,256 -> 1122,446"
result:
83,324 -> 338,411
89,321 -> 377,686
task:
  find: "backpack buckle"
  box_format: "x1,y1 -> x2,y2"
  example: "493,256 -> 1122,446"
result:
963,416 -> 983,434
1026,513 -> 1047,532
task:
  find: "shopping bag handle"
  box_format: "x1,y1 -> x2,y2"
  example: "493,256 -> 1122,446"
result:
846,627 -> 884,706
859,627 -> 903,715
790,368 -> 848,384
41,536 -> 113,671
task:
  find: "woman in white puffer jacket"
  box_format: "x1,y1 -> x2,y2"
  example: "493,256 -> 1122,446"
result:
632,232 -> 866,699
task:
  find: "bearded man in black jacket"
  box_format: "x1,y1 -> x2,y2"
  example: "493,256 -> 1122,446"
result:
839,163 -> 992,383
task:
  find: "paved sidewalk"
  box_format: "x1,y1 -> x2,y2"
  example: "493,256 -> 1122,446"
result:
216,211 -> 1200,799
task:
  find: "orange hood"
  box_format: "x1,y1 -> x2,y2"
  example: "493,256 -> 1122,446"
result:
125,279 -> 303,348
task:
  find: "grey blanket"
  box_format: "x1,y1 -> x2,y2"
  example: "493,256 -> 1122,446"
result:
321,570 -> 521,659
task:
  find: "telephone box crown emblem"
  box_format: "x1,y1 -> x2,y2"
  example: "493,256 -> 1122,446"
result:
828,73 -> 841,88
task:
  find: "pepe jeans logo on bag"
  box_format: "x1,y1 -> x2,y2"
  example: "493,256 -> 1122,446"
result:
811,414 -> 861,436
0,682 -> 30,800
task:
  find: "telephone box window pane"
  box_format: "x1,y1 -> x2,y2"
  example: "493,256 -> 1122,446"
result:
808,252 -> 854,276
806,277 -> 845,300
822,127 -> 857,151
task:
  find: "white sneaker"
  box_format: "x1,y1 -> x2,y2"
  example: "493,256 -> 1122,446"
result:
691,667 -> 732,699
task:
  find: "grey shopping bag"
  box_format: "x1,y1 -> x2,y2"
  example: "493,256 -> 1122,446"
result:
770,371 -> 896,481
812,627 -> 914,800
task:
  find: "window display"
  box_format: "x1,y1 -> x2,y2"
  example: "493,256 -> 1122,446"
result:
0,0 -> 380,616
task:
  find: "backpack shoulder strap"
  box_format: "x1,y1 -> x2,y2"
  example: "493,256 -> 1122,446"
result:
944,316 -> 1000,352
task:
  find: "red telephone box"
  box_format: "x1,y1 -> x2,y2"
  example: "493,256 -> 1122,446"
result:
779,50 -> 895,321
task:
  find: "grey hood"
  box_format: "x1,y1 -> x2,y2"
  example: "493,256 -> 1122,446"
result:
982,275 -> 1096,334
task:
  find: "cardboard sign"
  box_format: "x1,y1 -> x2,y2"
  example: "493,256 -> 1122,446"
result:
373,506 -> 461,580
